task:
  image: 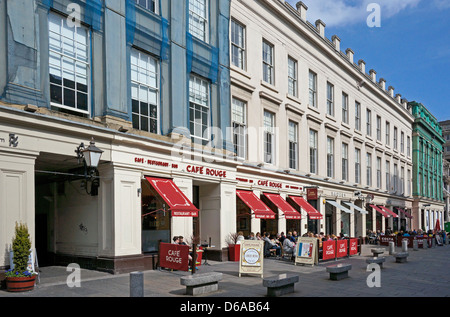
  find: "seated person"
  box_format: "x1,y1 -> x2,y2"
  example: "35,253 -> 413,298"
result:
262,232 -> 280,256
282,234 -> 296,258
236,231 -> 245,244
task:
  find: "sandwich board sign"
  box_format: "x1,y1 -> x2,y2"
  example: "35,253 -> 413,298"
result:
239,240 -> 264,278
294,237 -> 318,266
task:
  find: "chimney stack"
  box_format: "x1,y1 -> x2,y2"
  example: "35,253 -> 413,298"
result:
296,1 -> 308,21
332,35 -> 341,52
379,78 -> 386,90
315,19 -> 326,38
395,94 -> 402,103
401,98 -> 408,109
388,86 -> 395,97
358,59 -> 366,74
345,48 -> 354,64
369,69 -> 377,82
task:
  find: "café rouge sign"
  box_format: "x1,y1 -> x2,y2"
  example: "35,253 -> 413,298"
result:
134,157 -> 227,178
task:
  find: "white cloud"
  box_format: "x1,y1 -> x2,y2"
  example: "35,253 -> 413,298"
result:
433,0 -> 450,9
286,0 -> 421,27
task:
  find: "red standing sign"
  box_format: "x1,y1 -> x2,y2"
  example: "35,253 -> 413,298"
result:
349,238 -> 358,256
322,240 -> 336,260
337,240 -> 348,258
159,243 -> 190,271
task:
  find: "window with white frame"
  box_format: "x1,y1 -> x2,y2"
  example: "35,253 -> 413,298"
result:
189,0 -> 208,42
231,19 -> 246,70
342,142 -> 348,181
262,40 -> 274,85
309,71 -> 317,108
394,163 -> 398,192
401,166 -> 405,194
366,152 -> 372,187
366,109 -> 372,137
264,110 -> 275,164
394,127 -> 398,150
327,82 -> 334,117
342,93 -> 349,124
189,75 -> 210,144
355,102 -> 361,130
134,0 -> 157,13
376,115 -> 382,141
327,137 -> 334,178
376,157 -> 382,189
386,122 -> 390,146
49,13 -> 90,115
355,148 -> 361,184
232,98 -> 247,159
386,161 -> 390,191
309,129 -> 318,174
407,136 -> 411,156
288,121 -> 298,169
288,57 -> 298,97
401,131 -> 405,153
131,48 -> 159,134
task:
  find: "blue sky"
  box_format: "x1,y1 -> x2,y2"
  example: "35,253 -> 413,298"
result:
286,0 -> 450,122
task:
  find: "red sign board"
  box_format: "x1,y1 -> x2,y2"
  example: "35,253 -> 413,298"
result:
337,240 -> 348,258
322,240 -> 336,260
349,238 -> 358,256
306,188 -> 318,200
159,243 -> 190,271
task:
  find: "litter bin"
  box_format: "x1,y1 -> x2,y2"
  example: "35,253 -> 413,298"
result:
445,222 -> 450,234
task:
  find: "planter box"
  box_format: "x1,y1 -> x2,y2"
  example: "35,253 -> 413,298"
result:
6,276 -> 36,292
228,244 -> 240,262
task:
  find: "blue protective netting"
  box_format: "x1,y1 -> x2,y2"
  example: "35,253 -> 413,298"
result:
160,16 -> 170,60
126,0 -> 136,44
84,0 -> 102,32
40,0 -> 102,32
186,32 -> 219,84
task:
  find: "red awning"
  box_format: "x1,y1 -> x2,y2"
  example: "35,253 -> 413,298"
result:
236,190 -> 276,219
370,205 -> 390,218
397,208 -> 413,219
145,177 -> 199,217
379,206 -> 398,218
289,196 -> 323,220
263,193 -> 301,220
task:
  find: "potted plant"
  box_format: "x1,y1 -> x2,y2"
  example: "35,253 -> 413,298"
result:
226,232 -> 240,262
5,222 -> 37,292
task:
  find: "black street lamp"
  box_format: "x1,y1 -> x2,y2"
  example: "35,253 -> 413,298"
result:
75,138 -> 103,196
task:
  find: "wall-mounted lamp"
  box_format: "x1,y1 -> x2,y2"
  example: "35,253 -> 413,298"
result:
75,138 -> 103,196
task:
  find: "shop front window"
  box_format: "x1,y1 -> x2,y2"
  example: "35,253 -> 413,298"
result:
141,180 -> 171,253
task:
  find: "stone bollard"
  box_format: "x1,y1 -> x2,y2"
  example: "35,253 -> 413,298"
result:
389,242 -> 395,255
423,239 -> 428,249
402,239 -> 408,252
413,239 -> 418,251
130,272 -> 144,297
